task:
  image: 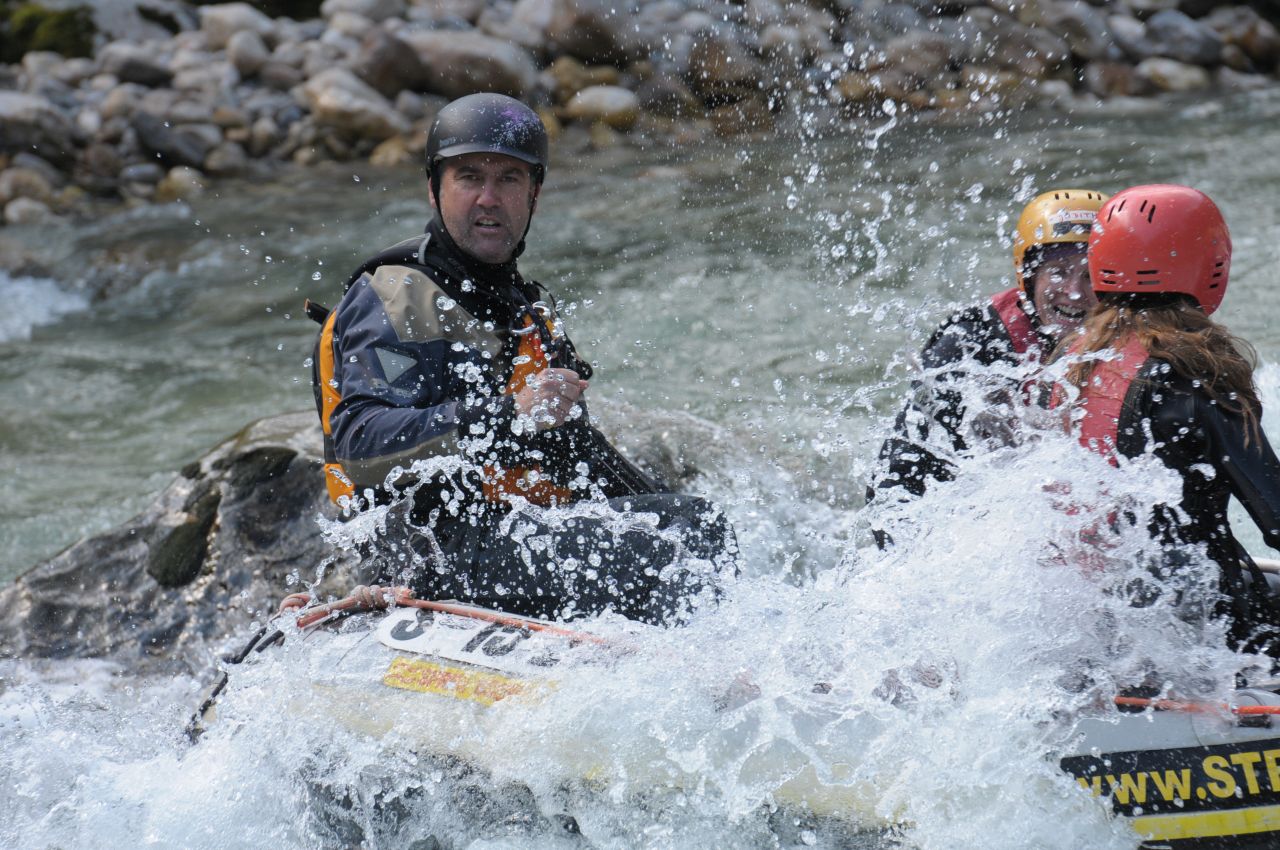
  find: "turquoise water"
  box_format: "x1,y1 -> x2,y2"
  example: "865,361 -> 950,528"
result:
4,92 -> 1279,579
4,90 -> 1280,850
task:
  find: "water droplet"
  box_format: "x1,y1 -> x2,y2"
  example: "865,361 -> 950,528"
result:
311,271 -> 322,281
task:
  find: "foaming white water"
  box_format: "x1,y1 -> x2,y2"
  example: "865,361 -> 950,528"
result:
0,272 -> 88,344
8,407 -> 1257,850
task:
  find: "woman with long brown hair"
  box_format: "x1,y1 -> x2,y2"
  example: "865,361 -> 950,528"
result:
1060,184 -> 1280,656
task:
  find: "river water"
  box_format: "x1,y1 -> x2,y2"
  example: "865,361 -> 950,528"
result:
3,91 -> 1280,848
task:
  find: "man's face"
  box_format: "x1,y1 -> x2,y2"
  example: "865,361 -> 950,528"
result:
431,153 -> 539,264
1030,243 -> 1096,341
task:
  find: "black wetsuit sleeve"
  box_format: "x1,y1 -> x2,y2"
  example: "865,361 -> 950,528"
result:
869,308 -> 1009,503
1198,397 -> 1280,552
1130,371 -> 1280,554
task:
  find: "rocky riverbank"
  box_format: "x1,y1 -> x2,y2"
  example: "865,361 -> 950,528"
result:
1,0 -> 1278,233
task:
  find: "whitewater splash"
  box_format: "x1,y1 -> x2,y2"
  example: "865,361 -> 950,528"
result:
0,272 -> 88,345
3,368 -> 1268,850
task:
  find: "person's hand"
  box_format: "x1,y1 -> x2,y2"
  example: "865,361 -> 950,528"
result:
514,368 -> 587,431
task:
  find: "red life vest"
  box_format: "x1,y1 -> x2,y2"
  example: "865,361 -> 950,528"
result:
1072,336 -> 1150,465
989,287 -> 1038,356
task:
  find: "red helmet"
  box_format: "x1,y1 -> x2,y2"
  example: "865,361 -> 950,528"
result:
1088,184 -> 1231,315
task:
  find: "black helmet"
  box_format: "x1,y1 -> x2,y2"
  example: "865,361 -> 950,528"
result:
426,93 -> 548,185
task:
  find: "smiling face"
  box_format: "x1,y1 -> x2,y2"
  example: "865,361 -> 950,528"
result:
1029,242 -> 1096,341
430,152 -> 539,264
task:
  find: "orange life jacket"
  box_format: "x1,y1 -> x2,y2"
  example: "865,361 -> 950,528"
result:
479,314 -> 577,507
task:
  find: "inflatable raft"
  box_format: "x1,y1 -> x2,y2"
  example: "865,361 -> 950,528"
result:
1063,688 -> 1280,849
201,587 -> 1280,848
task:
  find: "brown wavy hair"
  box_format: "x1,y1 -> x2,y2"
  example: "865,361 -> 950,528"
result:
1059,295 -> 1261,441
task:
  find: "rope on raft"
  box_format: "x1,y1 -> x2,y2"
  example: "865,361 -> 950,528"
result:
277,585 -> 609,645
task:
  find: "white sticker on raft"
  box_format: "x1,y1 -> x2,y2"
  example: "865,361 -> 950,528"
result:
375,607 -> 596,678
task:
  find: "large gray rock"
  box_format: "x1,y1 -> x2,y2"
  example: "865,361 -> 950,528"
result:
1043,0 -> 1117,60
989,21 -> 1072,78
227,29 -> 270,78
401,30 -> 539,98
352,29 -> 429,97
508,0 -> 555,48
1136,56 -> 1211,90
564,85 -> 640,129
4,197 -> 54,225
0,92 -> 77,164
1204,6 -> 1280,70
1216,65 -> 1271,90
132,111 -> 217,168
300,67 -> 410,142
544,0 -> 648,64
0,167 -> 55,206
73,0 -> 199,44
320,0 -> 406,22
1083,59 -> 1151,96
1108,13 -> 1150,59
199,2 -> 277,51
0,414 -> 338,673
1144,9 -> 1223,65
684,26 -> 764,102
98,43 -> 174,88
875,30 -> 958,83
635,72 -> 702,118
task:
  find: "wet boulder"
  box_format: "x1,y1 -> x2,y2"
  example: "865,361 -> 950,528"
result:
320,0 -> 406,22
0,413 -> 338,672
199,2 -> 278,51
131,111 -> 217,168
1043,0 -> 1118,61
1084,59 -> 1151,96
227,29 -> 270,78
0,92 -> 77,164
563,85 -> 640,130
301,67 -> 410,143
684,26 -> 764,104
351,29 -> 429,98
543,0 -> 648,65
4,197 -> 54,225
1136,56 -> 1211,90
97,42 -> 174,88
79,0 -> 197,44
873,30 -> 957,85
400,30 -> 538,99
1143,9 -> 1223,65
0,167 -> 54,206
1204,6 -> 1280,71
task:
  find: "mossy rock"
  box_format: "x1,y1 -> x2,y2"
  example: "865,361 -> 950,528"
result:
0,2 -> 96,64
147,487 -> 223,588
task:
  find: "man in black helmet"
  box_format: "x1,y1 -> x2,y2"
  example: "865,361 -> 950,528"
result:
310,93 -> 735,626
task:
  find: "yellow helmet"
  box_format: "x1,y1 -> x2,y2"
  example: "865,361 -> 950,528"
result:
1012,189 -> 1109,291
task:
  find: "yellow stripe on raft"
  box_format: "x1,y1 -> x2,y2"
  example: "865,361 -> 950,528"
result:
1133,803 -> 1280,841
381,656 -> 531,706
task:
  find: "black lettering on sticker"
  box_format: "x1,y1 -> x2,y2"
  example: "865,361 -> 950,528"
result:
462,623 -> 530,656
389,610 -> 432,641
